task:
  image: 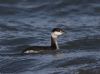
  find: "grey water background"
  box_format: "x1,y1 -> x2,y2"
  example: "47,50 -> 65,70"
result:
0,0 -> 100,74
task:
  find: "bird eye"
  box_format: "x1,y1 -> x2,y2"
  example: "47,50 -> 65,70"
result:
59,29 -> 61,32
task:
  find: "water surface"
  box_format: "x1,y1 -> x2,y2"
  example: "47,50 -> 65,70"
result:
0,0 -> 100,74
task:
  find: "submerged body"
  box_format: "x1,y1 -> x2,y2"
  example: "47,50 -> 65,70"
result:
23,46 -> 53,53
23,28 -> 64,53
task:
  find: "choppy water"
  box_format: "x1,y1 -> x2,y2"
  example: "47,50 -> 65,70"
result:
0,0 -> 100,74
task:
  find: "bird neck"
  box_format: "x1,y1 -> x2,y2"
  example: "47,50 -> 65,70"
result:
51,36 -> 59,49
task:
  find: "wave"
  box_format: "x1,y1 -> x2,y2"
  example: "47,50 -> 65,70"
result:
0,0 -> 100,16
62,35 -> 100,50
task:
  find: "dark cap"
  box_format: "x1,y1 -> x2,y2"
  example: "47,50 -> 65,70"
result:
52,28 -> 64,32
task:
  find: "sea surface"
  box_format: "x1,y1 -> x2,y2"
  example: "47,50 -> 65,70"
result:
0,0 -> 100,74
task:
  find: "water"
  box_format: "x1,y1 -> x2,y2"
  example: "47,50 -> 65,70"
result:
0,0 -> 100,74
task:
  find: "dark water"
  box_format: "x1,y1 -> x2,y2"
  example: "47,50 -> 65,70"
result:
0,0 -> 100,74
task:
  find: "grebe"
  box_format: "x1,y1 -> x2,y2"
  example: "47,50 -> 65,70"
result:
23,28 -> 64,53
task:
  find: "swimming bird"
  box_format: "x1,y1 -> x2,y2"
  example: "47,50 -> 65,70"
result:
23,28 -> 64,53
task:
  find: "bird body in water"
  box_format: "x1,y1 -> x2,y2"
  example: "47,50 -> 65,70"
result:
23,28 -> 64,53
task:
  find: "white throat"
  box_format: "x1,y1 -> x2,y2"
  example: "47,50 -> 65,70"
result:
51,33 -> 58,38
